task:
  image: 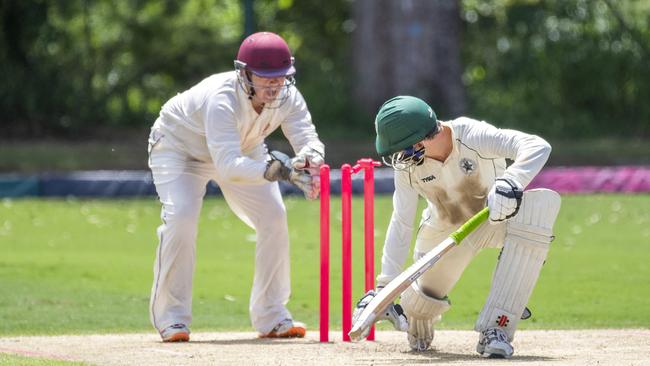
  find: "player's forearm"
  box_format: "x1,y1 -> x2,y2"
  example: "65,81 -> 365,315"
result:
503,134 -> 551,188
377,183 -> 419,287
280,89 -> 325,156
282,121 -> 324,157
377,222 -> 413,287
210,148 -> 268,184
467,120 -> 551,187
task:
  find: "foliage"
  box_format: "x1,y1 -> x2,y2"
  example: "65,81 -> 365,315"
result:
461,0 -> 650,137
0,195 -> 649,335
0,0 -> 242,136
1,0 -> 648,138
254,0 -> 364,135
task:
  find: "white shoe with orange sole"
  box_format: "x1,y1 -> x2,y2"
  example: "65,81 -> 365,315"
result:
160,323 -> 190,342
259,319 -> 306,338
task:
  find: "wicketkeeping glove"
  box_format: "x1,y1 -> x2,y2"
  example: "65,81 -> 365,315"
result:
264,151 -> 317,200
291,146 -> 325,172
291,146 -> 324,199
351,288 -> 409,340
487,177 -> 523,224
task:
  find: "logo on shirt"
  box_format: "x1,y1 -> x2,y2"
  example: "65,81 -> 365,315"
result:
459,158 -> 476,175
421,174 -> 436,183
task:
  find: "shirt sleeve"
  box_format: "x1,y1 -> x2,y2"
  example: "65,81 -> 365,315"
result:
459,118 -> 551,188
204,93 -> 268,184
280,89 -> 325,156
376,170 -> 420,288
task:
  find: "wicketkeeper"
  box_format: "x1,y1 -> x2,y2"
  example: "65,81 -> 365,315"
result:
147,32 -> 324,342
353,96 -> 560,358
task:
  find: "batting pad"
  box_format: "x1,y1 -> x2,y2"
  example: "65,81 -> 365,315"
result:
475,189 -> 561,341
401,282 -> 451,322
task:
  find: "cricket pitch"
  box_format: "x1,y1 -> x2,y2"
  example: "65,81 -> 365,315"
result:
1,330 -> 648,365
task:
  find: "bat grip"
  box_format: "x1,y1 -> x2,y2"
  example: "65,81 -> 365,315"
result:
449,207 -> 489,244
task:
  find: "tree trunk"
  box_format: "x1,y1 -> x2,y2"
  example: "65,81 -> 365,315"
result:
352,0 -> 467,119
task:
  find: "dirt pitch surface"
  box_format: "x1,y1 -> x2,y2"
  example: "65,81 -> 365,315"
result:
1,330 -> 649,365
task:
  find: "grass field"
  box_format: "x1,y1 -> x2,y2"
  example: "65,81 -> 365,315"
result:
0,194 -> 649,339
0,354 -> 88,366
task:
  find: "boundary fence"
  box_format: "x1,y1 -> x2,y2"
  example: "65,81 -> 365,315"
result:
1,166 -> 649,198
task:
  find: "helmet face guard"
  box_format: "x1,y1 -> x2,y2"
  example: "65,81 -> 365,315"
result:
234,60 -> 296,109
382,144 -> 426,171
381,124 -> 441,171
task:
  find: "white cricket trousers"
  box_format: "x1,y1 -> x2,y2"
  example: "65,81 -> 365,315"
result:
148,134 -> 292,335
413,217 -> 506,299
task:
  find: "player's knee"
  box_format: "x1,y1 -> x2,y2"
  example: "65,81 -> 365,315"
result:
401,282 -> 451,321
254,201 -> 288,229
513,189 -> 561,229
419,278 -> 455,300
161,201 -> 201,227
507,188 -> 561,248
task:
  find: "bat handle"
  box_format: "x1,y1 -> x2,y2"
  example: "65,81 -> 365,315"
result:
449,207 -> 489,244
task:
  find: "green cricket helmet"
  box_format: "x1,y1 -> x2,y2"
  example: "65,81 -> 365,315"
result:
374,96 -> 438,157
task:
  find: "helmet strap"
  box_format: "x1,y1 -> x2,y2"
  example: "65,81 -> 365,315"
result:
244,70 -> 256,98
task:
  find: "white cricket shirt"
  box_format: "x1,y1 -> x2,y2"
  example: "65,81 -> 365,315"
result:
153,71 -> 324,184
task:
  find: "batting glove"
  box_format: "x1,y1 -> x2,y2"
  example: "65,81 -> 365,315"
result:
487,177 -> 523,224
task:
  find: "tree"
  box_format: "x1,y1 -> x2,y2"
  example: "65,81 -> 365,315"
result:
351,0 -> 467,119
0,0 -> 242,137
461,0 -> 650,138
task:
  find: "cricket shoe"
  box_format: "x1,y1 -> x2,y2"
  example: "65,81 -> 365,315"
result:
160,323 -> 190,342
477,327 -> 513,358
259,319 -> 306,338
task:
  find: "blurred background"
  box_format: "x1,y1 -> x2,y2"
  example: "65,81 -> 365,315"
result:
1,0 -> 648,172
0,1 -> 649,352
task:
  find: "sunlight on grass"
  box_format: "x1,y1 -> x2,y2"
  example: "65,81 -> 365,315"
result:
0,195 -> 648,335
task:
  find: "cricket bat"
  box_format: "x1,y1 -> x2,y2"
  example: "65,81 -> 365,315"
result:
348,207 -> 489,341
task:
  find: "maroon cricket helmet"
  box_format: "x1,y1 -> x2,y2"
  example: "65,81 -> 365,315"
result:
236,32 -> 295,78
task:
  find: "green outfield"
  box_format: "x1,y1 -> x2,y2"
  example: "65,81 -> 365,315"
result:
0,354 -> 89,366
0,194 -> 648,337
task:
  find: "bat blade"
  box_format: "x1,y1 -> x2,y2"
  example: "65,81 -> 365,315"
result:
348,237 -> 457,340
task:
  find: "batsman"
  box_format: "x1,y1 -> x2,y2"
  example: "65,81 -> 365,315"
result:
352,96 -> 561,358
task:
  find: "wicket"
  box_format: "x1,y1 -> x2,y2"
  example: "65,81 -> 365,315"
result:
319,158 -> 381,342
